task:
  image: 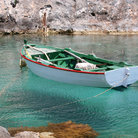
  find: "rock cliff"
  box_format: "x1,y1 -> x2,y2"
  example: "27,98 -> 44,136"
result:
0,0 -> 138,34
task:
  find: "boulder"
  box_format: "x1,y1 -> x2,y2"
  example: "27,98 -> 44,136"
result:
0,126 -> 11,138
13,131 -> 39,138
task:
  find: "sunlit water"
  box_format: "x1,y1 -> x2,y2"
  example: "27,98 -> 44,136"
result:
0,34 -> 138,138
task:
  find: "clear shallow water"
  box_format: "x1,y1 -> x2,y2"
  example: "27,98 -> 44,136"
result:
0,34 -> 138,138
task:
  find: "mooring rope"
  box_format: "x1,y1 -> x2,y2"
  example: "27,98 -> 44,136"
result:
0,73 -> 129,119
41,74 -> 129,111
94,74 -> 129,97
0,72 -> 20,97
23,73 -> 130,114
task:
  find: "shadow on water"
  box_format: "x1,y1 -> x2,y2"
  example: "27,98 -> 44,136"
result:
113,86 -> 127,92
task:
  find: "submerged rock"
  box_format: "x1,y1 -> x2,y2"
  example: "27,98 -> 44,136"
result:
0,0 -> 137,34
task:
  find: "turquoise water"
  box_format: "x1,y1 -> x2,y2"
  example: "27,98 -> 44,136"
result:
0,34 -> 138,137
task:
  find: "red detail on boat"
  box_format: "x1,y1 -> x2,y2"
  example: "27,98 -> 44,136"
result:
20,52 -> 105,75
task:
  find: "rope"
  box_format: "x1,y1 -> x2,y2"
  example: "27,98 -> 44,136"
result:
0,72 -> 20,97
26,74 -> 130,113
46,74 -> 129,110
0,74 -> 129,120
0,77 -> 17,97
0,72 -> 129,117
94,74 -> 129,97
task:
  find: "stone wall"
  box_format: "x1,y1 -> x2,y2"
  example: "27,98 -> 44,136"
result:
0,0 -> 138,34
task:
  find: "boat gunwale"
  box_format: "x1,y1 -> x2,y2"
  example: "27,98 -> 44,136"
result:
20,52 -> 105,75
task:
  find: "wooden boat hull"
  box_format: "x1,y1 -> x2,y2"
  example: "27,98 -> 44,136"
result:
22,55 -> 138,87
105,66 -> 138,87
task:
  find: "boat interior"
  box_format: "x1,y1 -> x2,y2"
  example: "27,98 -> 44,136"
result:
24,45 -> 131,72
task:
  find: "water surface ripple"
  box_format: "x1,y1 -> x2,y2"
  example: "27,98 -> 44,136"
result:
0,35 -> 138,138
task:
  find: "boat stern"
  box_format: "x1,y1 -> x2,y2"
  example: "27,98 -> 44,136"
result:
105,66 -> 138,87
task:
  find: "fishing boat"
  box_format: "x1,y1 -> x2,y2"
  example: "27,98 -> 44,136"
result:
20,40 -> 138,88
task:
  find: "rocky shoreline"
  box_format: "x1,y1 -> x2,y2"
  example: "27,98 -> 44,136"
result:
0,126 -> 54,138
0,0 -> 138,35
0,121 -> 98,138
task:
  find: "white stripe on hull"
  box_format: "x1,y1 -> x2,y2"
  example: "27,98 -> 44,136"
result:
25,59 -> 138,87
25,60 -> 110,87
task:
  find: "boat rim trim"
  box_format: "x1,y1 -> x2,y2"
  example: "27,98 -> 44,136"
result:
20,52 -> 105,75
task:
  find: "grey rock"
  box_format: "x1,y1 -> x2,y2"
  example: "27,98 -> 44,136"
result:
0,0 -> 137,34
13,131 -> 39,138
0,126 -> 11,138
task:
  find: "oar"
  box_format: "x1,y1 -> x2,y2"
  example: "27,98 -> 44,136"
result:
25,44 -> 50,60
35,56 -> 55,66
64,50 -> 88,63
